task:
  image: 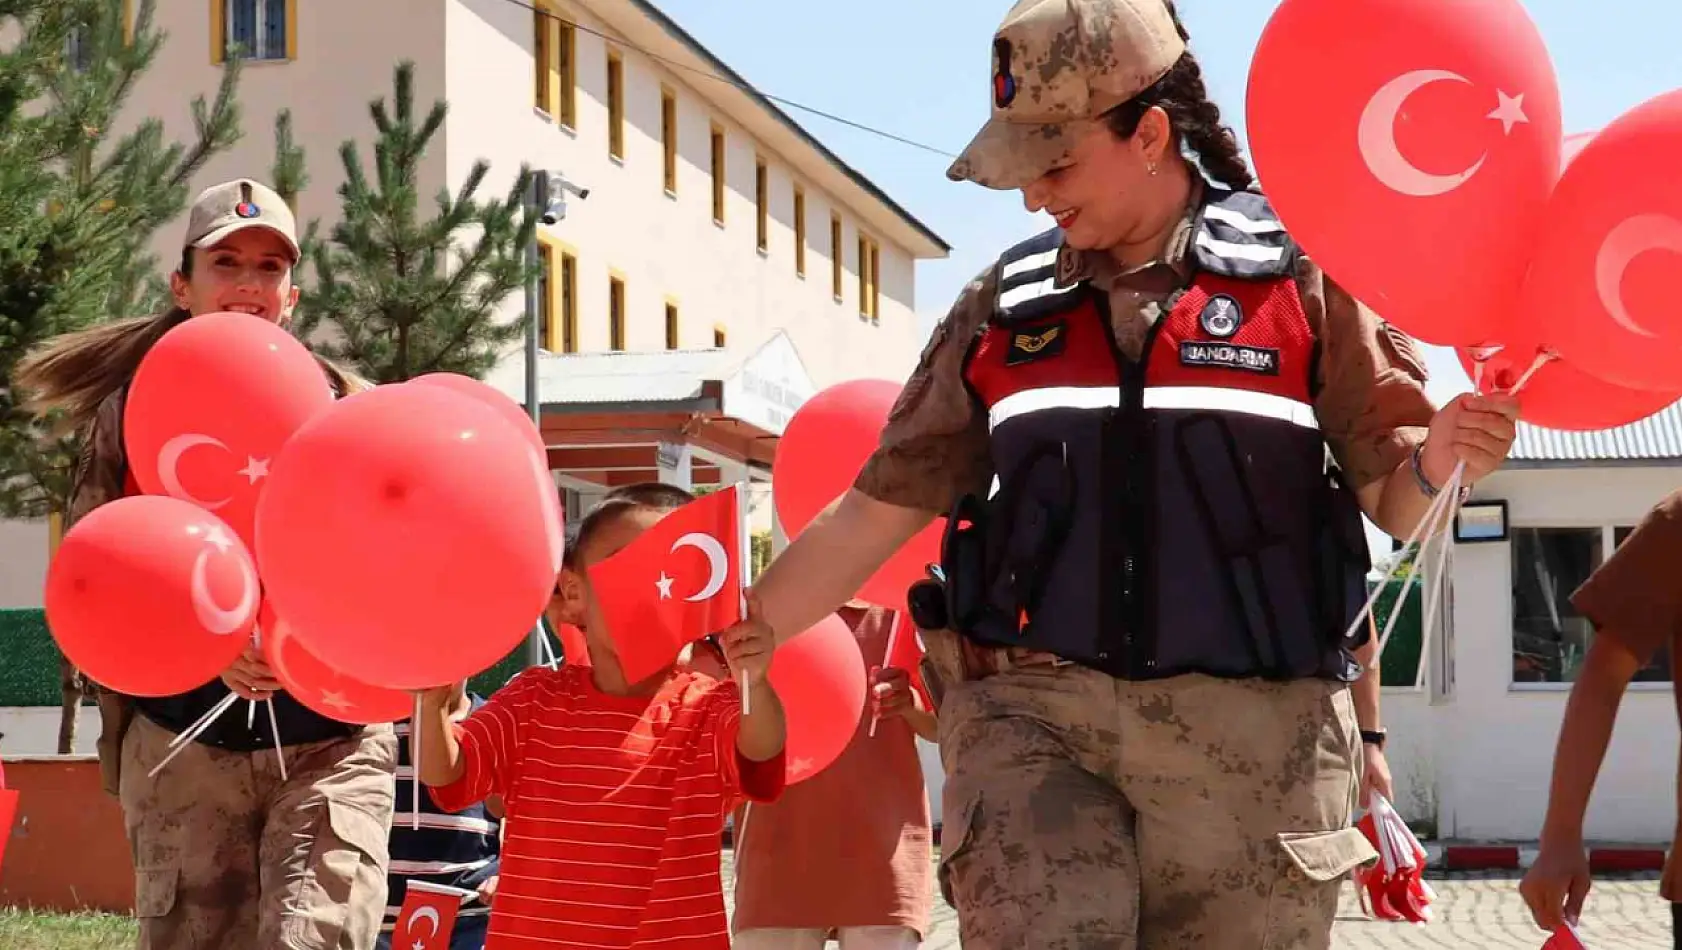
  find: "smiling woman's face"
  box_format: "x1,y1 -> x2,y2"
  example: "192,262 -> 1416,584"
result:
170,227 -> 300,323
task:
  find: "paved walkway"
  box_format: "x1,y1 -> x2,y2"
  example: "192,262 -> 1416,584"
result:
721,856 -> 1670,948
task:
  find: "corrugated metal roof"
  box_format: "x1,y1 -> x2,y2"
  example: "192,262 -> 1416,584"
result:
1511,399 -> 1682,462
482,347 -> 733,408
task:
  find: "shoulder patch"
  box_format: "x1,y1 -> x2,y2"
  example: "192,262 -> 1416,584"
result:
1192,188 -> 1299,280
1378,321 -> 1429,382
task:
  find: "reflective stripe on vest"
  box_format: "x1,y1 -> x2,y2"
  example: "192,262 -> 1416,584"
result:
988,385 -> 1319,432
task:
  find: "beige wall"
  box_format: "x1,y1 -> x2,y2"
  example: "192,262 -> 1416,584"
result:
107,0 -> 923,386
444,0 -> 923,387
119,1 -> 449,293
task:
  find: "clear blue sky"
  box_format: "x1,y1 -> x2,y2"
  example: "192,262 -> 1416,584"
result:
655,0 -> 1682,556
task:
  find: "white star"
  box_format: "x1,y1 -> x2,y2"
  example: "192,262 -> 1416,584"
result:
319,690 -> 353,711
789,756 -> 815,777
237,456 -> 270,484
1488,91 -> 1528,135
204,524 -> 234,554
655,572 -> 675,599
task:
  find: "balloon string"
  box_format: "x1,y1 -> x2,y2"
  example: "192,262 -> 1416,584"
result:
411,694 -> 422,832
1339,468 -> 1458,647
247,699 -> 257,730
1505,350 -> 1556,396
1411,466 -> 1465,689
166,690 -> 241,751
1372,470 -> 1460,666
150,691 -> 241,777
265,698 -> 288,781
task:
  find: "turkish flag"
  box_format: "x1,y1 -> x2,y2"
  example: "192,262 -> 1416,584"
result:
0,787 -> 15,876
391,880 -> 465,950
588,487 -> 743,682
883,612 -> 932,711
1542,922 -> 1589,950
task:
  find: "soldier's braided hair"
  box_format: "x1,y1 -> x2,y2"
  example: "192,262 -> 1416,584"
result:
1103,1 -> 1255,192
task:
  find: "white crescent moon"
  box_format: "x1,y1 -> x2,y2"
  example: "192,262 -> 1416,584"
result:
408,905 -> 441,938
1357,70 -> 1486,198
264,615 -> 300,688
157,434 -> 234,510
1594,213 -> 1682,339
529,446 -> 563,574
670,532 -> 728,602
189,535 -> 258,636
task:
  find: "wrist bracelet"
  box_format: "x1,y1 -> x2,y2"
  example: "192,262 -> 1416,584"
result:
1409,443 -> 1441,498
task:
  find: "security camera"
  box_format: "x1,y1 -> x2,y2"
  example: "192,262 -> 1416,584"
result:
552,175 -> 590,201
539,200 -> 567,226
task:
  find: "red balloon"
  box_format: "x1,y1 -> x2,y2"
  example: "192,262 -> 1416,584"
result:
1246,0 -> 1561,345
259,604 -> 412,725
124,312 -> 336,550
767,613 -> 868,785
1456,340 -> 1680,431
409,373 -> 545,459
1520,90 -> 1682,391
773,380 -> 942,612
45,496 -> 257,697
254,384 -> 563,690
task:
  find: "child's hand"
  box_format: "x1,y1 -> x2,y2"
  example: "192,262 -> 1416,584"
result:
871,666 -> 922,721
719,590 -> 775,683
415,685 -> 457,710
1520,839 -> 1592,933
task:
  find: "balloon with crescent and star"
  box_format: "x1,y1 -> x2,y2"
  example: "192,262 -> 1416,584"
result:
44,496 -> 257,697
1515,87 -> 1682,391
124,311 -> 336,551
1245,0 -> 1562,346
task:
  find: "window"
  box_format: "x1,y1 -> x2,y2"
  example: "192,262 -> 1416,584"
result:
559,250 -> 578,353
792,186 -> 807,277
830,213 -> 844,299
869,241 -> 881,321
1511,525 -> 1671,684
608,275 -> 626,351
533,4 -> 552,112
660,88 -> 678,195
556,21 -> 577,127
710,124 -> 726,224
713,326 -> 727,348
606,52 -> 625,160
857,236 -> 879,321
755,158 -> 769,253
214,0 -> 293,63
665,301 -> 680,350
538,242 -> 555,350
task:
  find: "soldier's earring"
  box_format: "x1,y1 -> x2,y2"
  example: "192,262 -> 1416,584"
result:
1148,162 -> 1159,176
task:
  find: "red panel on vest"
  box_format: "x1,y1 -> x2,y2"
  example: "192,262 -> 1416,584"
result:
1145,274 -> 1314,404
965,298 -> 1120,411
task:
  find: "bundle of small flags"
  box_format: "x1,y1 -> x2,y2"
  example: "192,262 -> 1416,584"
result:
1353,793 -> 1436,924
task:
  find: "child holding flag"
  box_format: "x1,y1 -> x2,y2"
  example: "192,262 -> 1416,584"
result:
413,484 -> 787,949
730,602 -> 937,949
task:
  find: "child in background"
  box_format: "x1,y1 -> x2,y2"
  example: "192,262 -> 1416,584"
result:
378,679 -> 502,950
413,485 -> 787,949
730,602 -> 936,950
1521,490 -> 1682,947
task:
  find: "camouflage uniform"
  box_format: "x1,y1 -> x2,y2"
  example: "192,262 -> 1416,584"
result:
855,2 -> 1435,946
66,180 -> 398,950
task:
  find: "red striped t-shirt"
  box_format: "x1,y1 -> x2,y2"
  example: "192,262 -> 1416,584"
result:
430,663 -> 784,949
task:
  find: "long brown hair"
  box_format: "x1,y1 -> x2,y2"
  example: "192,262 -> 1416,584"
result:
12,308 -> 191,432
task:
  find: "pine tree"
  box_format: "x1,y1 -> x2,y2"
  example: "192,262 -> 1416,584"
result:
0,0 -> 242,521
294,61 -> 538,383
0,0 -> 243,755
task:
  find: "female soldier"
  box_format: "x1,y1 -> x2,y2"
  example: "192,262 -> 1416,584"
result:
16,179 -> 396,950
721,1 -> 1518,947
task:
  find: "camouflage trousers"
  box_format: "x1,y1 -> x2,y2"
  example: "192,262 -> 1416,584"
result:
927,632 -> 1377,950
120,713 -> 398,950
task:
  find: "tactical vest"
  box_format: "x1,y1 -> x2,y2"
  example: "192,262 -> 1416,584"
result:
940,188 -> 1369,683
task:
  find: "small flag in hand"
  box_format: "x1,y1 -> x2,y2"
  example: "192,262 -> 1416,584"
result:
589,488 -> 743,682
1542,922 -> 1589,950
392,880 -> 466,950
885,612 -> 932,710
0,758 -> 16,875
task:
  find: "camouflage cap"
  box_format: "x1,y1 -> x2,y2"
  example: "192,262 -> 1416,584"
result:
183,178 -> 300,262
948,0 -> 1186,190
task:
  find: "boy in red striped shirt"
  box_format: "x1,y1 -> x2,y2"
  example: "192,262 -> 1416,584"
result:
413,486 -> 787,949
